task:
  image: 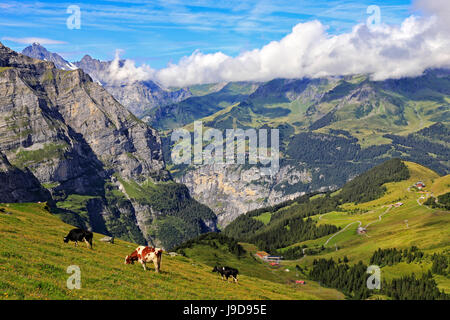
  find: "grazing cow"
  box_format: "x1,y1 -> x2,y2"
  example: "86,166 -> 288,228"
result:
125,246 -> 163,273
64,228 -> 93,249
212,266 -> 239,283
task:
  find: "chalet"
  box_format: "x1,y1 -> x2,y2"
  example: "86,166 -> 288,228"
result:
394,202 -> 403,207
263,255 -> 283,263
357,227 -> 367,234
296,280 -> 306,285
255,251 -> 269,259
415,181 -> 425,190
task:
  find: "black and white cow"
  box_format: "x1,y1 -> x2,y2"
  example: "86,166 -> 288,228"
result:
212,266 -> 239,283
64,228 -> 93,249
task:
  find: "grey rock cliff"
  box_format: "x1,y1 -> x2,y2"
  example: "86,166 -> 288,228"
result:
0,150 -> 52,203
176,164 -> 314,226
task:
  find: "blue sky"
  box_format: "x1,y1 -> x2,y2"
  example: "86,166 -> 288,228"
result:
0,0 -> 417,68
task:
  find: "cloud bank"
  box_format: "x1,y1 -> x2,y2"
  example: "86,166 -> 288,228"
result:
107,0 -> 450,88
2,37 -> 67,45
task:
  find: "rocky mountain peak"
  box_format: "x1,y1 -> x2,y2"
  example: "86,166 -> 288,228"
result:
21,43 -> 77,71
72,51 -> 192,117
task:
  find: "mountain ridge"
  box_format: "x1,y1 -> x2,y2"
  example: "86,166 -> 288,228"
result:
20,45 -> 193,117
21,43 -> 78,71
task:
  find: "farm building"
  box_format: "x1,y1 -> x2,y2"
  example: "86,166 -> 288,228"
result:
357,227 -> 367,234
415,181 -> 425,190
296,280 -> 306,285
255,251 -> 269,259
394,202 -> 403,207
263,255 -> 283,263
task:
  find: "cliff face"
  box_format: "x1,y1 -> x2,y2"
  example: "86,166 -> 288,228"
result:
176,164 -> 315,226
0,42 -> 216,248
1,42 -> 168,188
20,47 -> 193,118
0,151 -> 52,203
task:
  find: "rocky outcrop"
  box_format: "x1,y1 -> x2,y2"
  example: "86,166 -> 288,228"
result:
0,151 -> 52,203
176,164 -> 314,226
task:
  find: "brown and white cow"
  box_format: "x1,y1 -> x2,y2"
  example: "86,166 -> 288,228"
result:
124,246 -> 163,273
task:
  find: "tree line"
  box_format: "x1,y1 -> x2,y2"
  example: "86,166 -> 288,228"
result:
173,232 -> 247,258
309,256 -> 449,300
370,246 -> 424,266
424,192 -> 450,210
337,158 -> 410,204
224,193 -> 340,255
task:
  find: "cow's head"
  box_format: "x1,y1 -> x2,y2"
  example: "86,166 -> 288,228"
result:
155,248 -> 163,258
63,236 -> 69,243
212,266 -> 220,273
153,248 -> 163,273
124,255 -> 134,265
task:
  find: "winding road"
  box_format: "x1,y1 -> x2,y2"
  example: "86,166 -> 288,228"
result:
322,206 -> 392,247
363,206 -> 391,229
313,185 -> 432,251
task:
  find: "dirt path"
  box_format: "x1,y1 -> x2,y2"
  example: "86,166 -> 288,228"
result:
364,206 -> 391,229
319,186 -> 433,249
324,221 -> 361,246
318,212 -> 331,220
323,206 -> 392,247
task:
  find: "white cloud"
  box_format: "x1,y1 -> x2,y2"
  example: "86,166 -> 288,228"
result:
107,50 -> 156,83
2,37 -> 67,45
107,0 -> 450,87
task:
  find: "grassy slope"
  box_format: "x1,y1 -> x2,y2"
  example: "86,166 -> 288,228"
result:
431,174 -> 450,196
0,203 -> 339,300
277,162 -> 450,293
176,240 -> 343,300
